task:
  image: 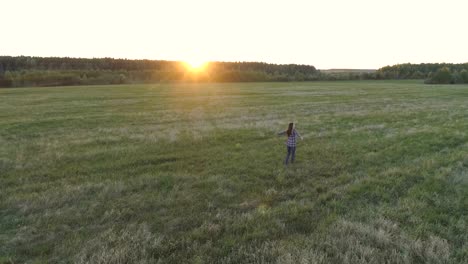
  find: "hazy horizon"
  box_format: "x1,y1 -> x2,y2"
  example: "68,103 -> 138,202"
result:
4,0 -> 468,69
0,54 -> 385,70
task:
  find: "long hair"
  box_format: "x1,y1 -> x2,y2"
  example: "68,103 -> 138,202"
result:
287,123 -> 294,137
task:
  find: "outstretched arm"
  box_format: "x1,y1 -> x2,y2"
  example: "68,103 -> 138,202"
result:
296,130 -> 304,140
277,130 -> 286,136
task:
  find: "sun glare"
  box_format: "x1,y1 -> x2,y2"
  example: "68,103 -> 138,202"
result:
185,60 -> 207,71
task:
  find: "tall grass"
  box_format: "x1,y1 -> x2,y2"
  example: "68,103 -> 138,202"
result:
1,81 -> 467,263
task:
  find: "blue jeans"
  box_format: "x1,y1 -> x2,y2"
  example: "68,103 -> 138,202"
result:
285,146 -> 296,165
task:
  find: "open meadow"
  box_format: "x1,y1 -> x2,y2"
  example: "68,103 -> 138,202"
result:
1,81 -> 468,263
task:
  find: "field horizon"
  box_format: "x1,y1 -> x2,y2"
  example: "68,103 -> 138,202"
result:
1,80 -> 467,263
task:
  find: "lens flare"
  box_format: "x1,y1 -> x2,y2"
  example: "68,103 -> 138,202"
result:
185,59 -> 207,71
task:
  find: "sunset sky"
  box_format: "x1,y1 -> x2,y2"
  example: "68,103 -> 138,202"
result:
3,0 -> 468,69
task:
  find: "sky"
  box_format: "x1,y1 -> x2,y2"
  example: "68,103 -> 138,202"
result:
3,0 -> 468,69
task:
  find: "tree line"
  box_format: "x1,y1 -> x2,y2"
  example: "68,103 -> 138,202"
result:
0,56 -> 321,87
1,56 -> 467,87
377,63 -> 468,84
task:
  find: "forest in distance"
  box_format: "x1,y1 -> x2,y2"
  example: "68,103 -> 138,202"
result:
1,56 -> 468,88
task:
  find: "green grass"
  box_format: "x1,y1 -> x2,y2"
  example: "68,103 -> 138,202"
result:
1,81 -> 468,263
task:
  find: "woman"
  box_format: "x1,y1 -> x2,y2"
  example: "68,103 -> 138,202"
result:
278,122 -> 303,165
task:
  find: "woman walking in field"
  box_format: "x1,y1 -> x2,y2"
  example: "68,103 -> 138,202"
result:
278,122 -> 303,165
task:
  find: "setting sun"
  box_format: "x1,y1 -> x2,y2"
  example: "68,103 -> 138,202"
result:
185,60 -> 208,71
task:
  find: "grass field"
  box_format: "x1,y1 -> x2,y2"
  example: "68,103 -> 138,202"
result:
1,81 -> 468,263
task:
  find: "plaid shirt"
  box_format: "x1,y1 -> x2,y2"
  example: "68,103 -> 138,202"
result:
278,129 -> 301,147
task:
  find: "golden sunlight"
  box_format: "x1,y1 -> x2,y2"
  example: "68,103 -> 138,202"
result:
185,59 -> 208,71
